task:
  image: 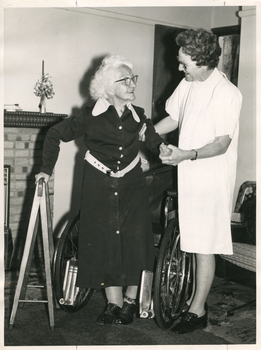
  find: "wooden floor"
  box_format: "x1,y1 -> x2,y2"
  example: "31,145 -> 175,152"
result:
3,265 -> 256,347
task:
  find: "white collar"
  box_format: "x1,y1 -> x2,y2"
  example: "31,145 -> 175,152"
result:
92,98 -> 140,122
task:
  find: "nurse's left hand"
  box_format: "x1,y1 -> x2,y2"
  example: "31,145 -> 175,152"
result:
159,144 -> 185,166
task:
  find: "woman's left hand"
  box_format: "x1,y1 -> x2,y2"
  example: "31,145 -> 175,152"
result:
159,144 -> 186,166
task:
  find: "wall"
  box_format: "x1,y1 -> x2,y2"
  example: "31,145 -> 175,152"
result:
236,6 -> 256,196
4,6 -> 242,233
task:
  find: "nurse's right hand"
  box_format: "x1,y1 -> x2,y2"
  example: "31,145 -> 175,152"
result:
159,144 -> 182,166
35,172 -> 50,184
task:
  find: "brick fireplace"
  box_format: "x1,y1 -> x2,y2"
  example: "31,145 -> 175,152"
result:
4,111 -> 67,268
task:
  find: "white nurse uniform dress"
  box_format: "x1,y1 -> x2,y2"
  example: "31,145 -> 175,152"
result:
166,68 -> 242,255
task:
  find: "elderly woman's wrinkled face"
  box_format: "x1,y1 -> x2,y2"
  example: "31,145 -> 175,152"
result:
110,65 -> 137,106
177,48 -> 207,82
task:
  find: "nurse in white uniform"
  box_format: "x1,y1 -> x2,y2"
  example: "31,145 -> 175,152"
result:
155,28 -> 242,334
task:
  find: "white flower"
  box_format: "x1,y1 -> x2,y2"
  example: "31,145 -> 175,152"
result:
34,74 -> 55,99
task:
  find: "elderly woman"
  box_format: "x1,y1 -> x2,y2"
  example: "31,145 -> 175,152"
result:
156,29 -> 242,334
35,55 -> 166,326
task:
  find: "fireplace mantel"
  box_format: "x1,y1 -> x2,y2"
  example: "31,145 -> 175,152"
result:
4,110 -> 67,128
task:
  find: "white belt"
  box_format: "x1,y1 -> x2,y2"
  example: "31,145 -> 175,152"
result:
84,151 -> 140,178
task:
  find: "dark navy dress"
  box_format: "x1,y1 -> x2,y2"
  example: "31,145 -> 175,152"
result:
41,102 -> 164,289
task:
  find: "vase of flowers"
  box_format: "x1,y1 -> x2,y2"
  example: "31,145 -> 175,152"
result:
34,73 -> 55,113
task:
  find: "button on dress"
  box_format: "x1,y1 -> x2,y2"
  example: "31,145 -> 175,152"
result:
166,69 -> 242,255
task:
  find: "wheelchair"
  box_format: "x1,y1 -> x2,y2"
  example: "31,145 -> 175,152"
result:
52,188 -> 193,329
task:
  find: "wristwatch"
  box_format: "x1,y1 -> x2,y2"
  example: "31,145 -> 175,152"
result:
190,149 -> 198,161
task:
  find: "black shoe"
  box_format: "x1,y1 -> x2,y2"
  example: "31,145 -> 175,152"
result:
114,301 -> 137,325
96,303 -> 121,325
171,311 -> 208,334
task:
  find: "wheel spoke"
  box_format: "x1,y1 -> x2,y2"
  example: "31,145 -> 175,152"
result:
154,219 -> 192,329
52,213 -> 93,312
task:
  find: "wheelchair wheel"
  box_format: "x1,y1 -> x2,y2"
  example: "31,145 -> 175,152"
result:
153,218 -> 192,329
53,212 -> 93,313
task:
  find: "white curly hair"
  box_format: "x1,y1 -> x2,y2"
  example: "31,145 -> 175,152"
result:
89,55 -> 133,100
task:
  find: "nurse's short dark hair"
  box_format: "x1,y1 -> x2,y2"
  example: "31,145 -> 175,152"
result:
176,28 -> 221,69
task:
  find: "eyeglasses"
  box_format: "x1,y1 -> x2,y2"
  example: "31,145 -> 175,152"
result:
114,75 -> 138,86
179,63 -> 189,70
177,61 -> 190,70
176,57 -> 193,70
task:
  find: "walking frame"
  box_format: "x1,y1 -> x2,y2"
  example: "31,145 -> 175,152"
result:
9,178 -> 55,330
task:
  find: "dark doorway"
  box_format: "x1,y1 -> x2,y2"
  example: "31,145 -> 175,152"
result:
150,24 -> 185,170
151,24 -> 185,124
